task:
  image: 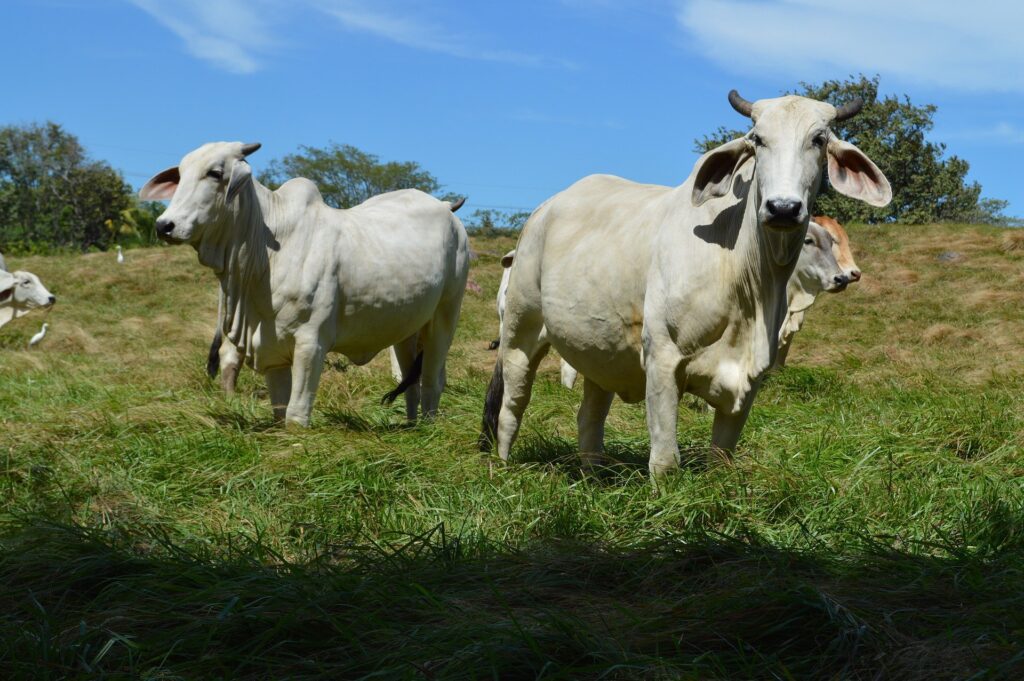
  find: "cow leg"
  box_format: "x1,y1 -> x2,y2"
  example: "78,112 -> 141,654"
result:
578,377 -> 614,468
560,360 -> 578,390
287,339 -> 327,427
220,340 -> 241,395
774,336 -> 792,369
496,326 -> 550,462
391,334 -> 421,421
419,302 -> 461,418
710,390 -> 757,462
645,339 -> 684,477
265,366 -> 292,424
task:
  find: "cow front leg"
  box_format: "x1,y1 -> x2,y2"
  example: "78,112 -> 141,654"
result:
264,366 -> 292,424
220,339 -> 241,395
645,339 -> 684,477
578,377 -> 614,468
287,340 -> 326,427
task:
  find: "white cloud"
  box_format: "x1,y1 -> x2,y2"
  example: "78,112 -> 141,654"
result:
128,0 -> 279,74
677,0 -> 1024,92
314,1 -> 574,68
944,122 -> 1024,145
130,0 -> 570,73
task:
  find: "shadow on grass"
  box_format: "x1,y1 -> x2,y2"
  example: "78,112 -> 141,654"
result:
1,521 -> 1022,680
318,407 -> 418,433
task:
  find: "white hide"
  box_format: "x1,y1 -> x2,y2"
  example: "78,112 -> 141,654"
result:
142,141 -> 469,426
0,270 -> 56,330
490,94 -> 891,475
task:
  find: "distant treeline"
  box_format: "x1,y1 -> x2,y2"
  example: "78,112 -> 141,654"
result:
0,75 -> 1016,254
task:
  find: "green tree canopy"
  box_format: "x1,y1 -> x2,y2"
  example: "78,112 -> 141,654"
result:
0,121 -> 135,252
257,142 -> 444,209
693,75 -> 1009,225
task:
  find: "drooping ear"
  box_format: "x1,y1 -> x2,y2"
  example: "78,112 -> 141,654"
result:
226,159 -> 253,204
139,166 -> 180,200
827,138 -> 892,207
500,249 -> 516,268
691,137 -> 754,206
0,272 -> 14,303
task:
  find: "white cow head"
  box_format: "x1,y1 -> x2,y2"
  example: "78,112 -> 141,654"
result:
794,222 -> 848,295
140,141 -> 262,246
692,91 -> 891,266
0,270 -> 56,309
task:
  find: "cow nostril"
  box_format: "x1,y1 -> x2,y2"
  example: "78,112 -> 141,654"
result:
850,270 -> 862,282
48,296 -> 56,304
156,220 -> 175,236
766,199 -> 802,219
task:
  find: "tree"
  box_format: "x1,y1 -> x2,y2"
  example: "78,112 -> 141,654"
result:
466,209 -> 532,236
258,142 -> 444,209
0,122 -> 134,251
693,75 -> 1009,225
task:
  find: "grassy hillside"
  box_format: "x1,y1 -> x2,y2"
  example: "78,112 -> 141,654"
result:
1,224 -> 1023,679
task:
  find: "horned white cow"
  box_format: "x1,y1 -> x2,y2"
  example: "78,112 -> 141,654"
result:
481,91 -> 891,475
141,142 -> 469,426
0,270 -> 56,330
775,216 -> 861,368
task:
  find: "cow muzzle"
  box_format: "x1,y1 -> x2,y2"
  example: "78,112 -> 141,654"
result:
826,274 -> 850,293
155,219 -> 186,244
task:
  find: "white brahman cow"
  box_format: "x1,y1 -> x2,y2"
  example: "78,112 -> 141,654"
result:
0,269 -> 56,330
775,216 -> 861,368
141,142 -> 469,426
480,91 -> 891,475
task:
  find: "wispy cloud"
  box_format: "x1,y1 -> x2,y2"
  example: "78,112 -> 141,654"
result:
510,109 -> 623,130
315,0 -> 574,68
677,0 -> 1024,93
128,0 -> 279,74
943,122 -> 1024,145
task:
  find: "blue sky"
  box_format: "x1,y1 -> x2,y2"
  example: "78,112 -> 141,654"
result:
3,0 -> 1023,217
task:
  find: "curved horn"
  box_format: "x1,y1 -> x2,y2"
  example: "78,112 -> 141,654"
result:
833,98 -> 864,122
728,90 -> 754,118
240,142 -> 261,157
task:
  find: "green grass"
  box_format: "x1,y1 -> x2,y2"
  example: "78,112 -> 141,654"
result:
1,224 -> 1024,678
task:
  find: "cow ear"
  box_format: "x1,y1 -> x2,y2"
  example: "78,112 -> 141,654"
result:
0,272 -> 14,303
226,159 -> 252,204
691,137 -> 754,207
140,166 -> 180,200
500,250 -> 516,268
827,138 -> 892,207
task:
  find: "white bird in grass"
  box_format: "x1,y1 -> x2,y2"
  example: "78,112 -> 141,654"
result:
116,245 -> 125,264
29,322 -> 48,348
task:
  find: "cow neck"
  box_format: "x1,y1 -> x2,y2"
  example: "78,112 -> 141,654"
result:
725,183 -> 801,373
213,180 -> 273,362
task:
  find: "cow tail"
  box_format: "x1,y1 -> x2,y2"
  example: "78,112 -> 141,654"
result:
207,329 -> 223,379
381,352 -> 424,405
478,357 -> 504,452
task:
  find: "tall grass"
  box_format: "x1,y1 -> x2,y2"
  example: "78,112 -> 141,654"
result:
1,224 -> 1023,678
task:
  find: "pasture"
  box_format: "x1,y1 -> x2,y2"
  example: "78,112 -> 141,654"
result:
2,223 -> 1024,679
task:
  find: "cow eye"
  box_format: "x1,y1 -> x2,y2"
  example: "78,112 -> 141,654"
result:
812,133 -> 826,148
207,169 -> 224,180
750,133 -> 765,147
804,238 -> 814,245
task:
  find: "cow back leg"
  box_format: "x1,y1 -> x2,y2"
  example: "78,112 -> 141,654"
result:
391,334 -> 421,421
496,318 -> 550,461
419,297 -> 462,417
644,337 -> 684,476
286,337 -> 327,427
578,377 -> 614,468
265,366 -> 292,424
560,360 -> 578,389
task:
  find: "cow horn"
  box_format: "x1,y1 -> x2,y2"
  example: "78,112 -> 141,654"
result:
728,90 -> 754,118
833,98 -> 864,122
240,142 -> 262,157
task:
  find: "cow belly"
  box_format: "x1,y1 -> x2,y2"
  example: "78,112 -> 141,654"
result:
332,297 -> 440,359
542,302 -> 646,401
